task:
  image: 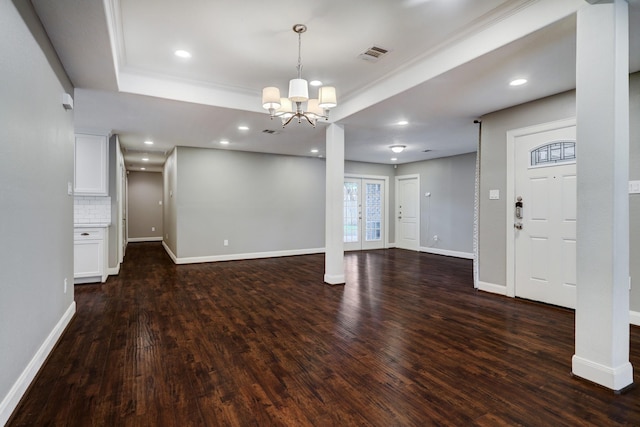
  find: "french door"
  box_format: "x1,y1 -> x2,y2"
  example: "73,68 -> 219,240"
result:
344,178 -> 385,251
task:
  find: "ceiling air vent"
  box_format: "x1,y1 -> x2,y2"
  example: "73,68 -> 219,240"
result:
423,149 -> 432,153
262,129 -> 280,135
358,46 -> 389,62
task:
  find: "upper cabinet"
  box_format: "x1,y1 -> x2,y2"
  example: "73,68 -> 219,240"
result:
75,133 -> 109,196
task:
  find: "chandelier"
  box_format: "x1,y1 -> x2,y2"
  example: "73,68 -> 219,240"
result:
262,24 -> 337,128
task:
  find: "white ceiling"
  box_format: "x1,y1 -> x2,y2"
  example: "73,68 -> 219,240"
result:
32,0 -> 640,172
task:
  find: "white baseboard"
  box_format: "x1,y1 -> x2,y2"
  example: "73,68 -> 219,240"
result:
107,263 -> 120,276
324,273 -> 346,285
162,242 -> 325,265
477,281 -> 508,296
419,246 -> 473,259
630,310 -> 640,327
0,301 -> 76,426
128,237 -> 163,243
572,355 -> 634,392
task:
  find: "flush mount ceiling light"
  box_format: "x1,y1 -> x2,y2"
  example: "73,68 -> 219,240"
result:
174,49 -> 191,58
390,145 -> 406,153
510,78 -> 528,86
144,140 -> 154,145
262,24 -> 337,128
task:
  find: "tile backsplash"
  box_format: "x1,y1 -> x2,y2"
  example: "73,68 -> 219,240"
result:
74,196 -> 111,225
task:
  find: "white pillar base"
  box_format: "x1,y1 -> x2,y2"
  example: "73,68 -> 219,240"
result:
572,355 -> 634,392
324,273 -> 346,285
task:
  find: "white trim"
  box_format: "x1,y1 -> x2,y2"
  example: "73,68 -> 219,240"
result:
419,246 -> 473,259
162,241 -> 178,263
630,310 -> 640,327
162,243 -> 325,265
324,273 -> 346,285
0,302 -> 76,426
107,263 -> 120,276
477,281 -> 508,296
128,237 -> 163,243
572,355 -> 634,392
506,117 -> 576,299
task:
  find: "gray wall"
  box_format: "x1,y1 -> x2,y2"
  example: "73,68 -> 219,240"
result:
175,147 -> 326,258
128,171 -> 163,240
398,153 -> 476,253
0,0 -> 74,417
630,72 -> 640,312
478,91 -> 576,287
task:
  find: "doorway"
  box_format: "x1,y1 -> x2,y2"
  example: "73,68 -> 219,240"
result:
395,174 -> 420,251
507,118 -> 577,309
343,176 -> 387,251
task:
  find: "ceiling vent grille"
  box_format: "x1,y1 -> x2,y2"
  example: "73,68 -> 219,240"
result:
262,129 -> 280,135
358,46 -> 389,62
423,149 -> 432,153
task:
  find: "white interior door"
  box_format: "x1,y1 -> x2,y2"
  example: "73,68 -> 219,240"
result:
514,125 -> 576,309
396,175 -> 419,251
344,178 -> 385,251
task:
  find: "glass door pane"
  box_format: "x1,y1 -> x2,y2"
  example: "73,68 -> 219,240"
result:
365,183 -> 382,242
343,181 -> 359,243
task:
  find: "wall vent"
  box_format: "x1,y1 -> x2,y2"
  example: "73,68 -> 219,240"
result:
358,46 -> 389,62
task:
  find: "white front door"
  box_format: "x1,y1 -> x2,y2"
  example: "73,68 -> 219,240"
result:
344,178 -> 385,251
396,175 -> 420,251
514,123 -> 577,309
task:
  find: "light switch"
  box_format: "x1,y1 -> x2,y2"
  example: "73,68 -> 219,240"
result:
489,189 -> 500,200
629,180 -> 640,194
67,182 -> 73,195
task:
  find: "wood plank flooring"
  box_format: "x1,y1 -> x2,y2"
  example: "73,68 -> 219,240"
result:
8,243 -> 640,426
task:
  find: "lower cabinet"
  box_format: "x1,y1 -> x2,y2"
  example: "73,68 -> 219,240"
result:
74,227 -> 108,283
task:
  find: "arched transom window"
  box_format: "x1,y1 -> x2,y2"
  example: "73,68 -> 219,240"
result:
530,140 -> 576,167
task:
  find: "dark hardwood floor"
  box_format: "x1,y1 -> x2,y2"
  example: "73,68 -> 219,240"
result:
8,243 -> 640,426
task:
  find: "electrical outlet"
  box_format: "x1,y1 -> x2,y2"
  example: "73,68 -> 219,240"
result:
433,235 -> 438,242
166,233 -> 169,239
152,226 -> 155,232
64,278 -> 67,294
224,239 -> 229,246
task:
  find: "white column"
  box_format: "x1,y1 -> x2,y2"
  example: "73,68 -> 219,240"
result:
573,0 -> 633,391
324,123 -> 345,285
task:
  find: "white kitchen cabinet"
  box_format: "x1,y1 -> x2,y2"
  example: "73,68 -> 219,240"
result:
74,133 -> 109,196
74,227 -> 108,284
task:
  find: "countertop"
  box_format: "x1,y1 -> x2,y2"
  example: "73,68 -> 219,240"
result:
74,223 -> 111,228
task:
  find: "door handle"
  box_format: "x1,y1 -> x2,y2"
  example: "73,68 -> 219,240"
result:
514,222 -> 523,230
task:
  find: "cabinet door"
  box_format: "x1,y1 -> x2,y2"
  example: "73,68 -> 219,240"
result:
74,240 -> 103,278
75,134 -> 108,195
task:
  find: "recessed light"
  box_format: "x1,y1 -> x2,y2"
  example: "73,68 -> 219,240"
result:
144,140 -> 154,145
390,145 -> 406,153
311,149 -> 319,153
309,80 -> 323,87
397,120 -> 409,126
238,125 -> 249,131
140,167 -> 146,171
142,157 -> 149,161
174,49 -> 192,58
220,140 -> 230,145
510,78 -> 527,86
391,157 -> 398,161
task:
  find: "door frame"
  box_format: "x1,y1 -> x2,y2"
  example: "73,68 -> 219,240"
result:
345,173 -> 390,249
505,117 -> 576,298
395,173 -> 420,251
